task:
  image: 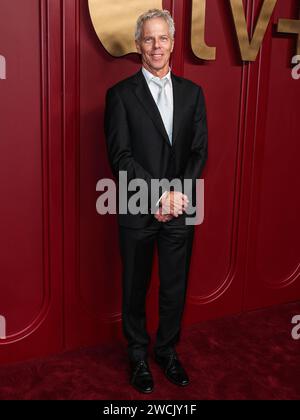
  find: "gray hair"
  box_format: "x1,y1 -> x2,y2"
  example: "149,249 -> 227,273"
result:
135,9 -> 175,42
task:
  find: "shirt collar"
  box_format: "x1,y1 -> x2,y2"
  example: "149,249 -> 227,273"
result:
142,66 -> 172,85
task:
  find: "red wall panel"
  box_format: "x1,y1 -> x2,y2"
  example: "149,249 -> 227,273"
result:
0,0 -> 64,363
180,0 -> 245,323
243,0 -> 300,309
0,0 -> 299,364
0,0 -> 44,334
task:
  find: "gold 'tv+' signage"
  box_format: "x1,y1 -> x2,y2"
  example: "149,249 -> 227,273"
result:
88,0 -> 163,57
88,0 -> 300,61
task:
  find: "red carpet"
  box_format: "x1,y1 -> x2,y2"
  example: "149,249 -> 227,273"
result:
1,301 -> 300,400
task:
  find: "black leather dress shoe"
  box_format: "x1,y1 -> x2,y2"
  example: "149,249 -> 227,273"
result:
155,353 -> 189,386
130,360 -> 154,394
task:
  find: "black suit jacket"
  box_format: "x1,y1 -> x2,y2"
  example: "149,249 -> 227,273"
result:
104,69 -> 208,228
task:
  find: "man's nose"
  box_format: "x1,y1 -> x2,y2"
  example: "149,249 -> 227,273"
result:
153,38 -> 161,49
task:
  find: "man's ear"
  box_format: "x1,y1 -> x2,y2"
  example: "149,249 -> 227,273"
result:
171,40 -> 175,53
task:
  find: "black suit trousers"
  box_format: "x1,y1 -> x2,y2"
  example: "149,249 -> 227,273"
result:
119,219 -> 195,362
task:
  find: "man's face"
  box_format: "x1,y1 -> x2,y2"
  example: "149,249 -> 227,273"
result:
135,17 -> 174,75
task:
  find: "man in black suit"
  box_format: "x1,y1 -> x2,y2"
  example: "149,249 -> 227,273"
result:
104,9 -> 208,393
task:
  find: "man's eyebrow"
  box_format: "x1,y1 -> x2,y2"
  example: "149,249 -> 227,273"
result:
143,35 -> 169,39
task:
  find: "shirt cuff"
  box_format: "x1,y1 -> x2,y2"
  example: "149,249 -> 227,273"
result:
155,191 -> 168,207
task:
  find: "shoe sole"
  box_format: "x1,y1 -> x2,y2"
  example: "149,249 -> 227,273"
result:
165,374 -> 189,387
130,382 -> 154,394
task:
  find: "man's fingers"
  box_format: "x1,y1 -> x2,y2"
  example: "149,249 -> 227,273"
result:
161,191 -> 190,217
170,201 -> 185,214
171,195 -> 187,205
165,193 -> 189,209
155,209 -> 173,222
162,203 -> 184,216
156,215 -> 172,222
173,192 -> 189,202
163,192 -> 189,203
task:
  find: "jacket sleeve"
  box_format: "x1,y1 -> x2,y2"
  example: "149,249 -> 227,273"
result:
104,87 -> 156,210
181,86 -> 208,204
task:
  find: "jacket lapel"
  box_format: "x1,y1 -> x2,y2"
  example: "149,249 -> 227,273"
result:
132,69 -> 184,148
133,69 -> 170,147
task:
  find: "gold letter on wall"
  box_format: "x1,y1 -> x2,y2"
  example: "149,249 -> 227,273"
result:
277,19 -> 300,56
191,0 -> 216,60
230,0 -> 277,61
88,0 -> 163,57
0,55 -> 6,80
0,315 -> 6,339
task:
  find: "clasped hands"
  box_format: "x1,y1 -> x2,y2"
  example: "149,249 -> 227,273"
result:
154,191 -> 189,223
